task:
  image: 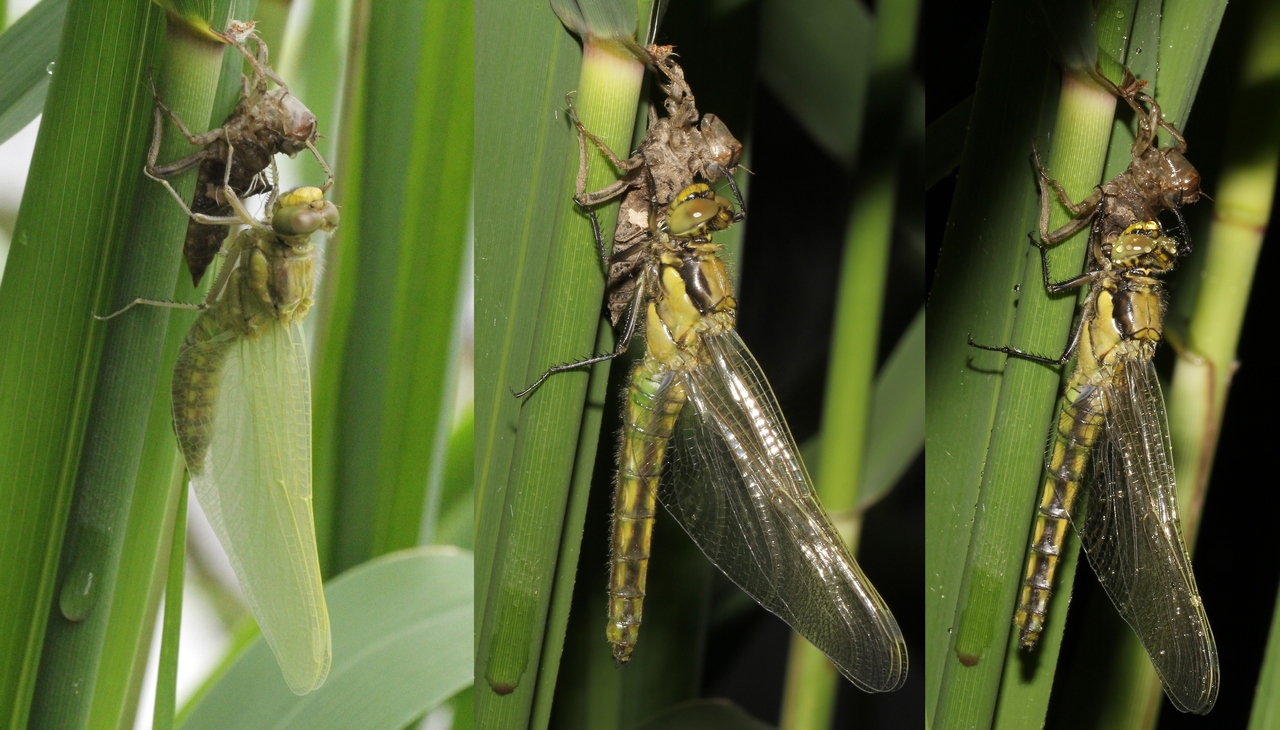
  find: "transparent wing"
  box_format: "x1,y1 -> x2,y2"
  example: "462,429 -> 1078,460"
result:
1071,357 -> 1218,713
664,331 -> 907,691
188,319 -> 331,695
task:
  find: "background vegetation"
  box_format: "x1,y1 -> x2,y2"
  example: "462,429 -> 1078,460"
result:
0,1 -> 473,727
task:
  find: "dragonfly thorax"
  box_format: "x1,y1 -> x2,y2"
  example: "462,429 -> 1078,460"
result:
1106,220 -> 1179,272
646,252 -> 735,367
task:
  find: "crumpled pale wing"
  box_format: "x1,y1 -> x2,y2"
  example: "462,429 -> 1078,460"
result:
1071,357 -> 1218,714
663,331 -> 907,692
184,319 -> 331,695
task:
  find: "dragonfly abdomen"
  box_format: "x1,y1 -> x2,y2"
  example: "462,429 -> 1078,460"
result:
172,313 -> 237,474
1016,379 -> 1104,647
609,359 -> 687,664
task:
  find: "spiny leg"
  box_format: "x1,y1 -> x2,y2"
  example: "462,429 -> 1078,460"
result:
1029,234 -> 1095,294
513,280 -> 646,398
94,297 -> 204,321
967,303 -> 1086,366
306,140 -> 335,192
723,172 -> 747,221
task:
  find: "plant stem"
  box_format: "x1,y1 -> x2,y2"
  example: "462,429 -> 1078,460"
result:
151,479 -> 188,730
934,65 -> 1117,730
475,35 -> 644,730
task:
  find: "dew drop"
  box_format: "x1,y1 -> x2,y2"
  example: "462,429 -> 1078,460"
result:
1115,9 -> 1124,18
46,61 -> 55,75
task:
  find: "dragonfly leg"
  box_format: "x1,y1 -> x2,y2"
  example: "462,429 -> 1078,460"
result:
148,70 -> 225,152
1033,145 -> 1100,246
1028,234 -> 1095,293
513,280 -> 645,398
723,172 -> 747,221
93,297 -> 204,321
967,306 -> 1084,365
576,200 -> 610,268
144,166 -> 243,227
305,140 -> 336,192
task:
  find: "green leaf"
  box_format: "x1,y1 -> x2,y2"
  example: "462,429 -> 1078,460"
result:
925,96 -> 971,188
0,0 -> 67,145
178,548 -> 473,730
316,0 -> 472,572
24,3 -> 260,726
860,305 -> 924,508
758,0 -> 872,167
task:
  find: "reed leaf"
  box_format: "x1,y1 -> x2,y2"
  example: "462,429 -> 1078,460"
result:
0,0 -> 67,145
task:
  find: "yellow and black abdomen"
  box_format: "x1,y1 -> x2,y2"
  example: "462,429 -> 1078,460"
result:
1015,370 -> 1105,646
609,358 -> 687,663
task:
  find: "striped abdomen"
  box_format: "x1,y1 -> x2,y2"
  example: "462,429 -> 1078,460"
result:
609,358 -> 687,664
171,310 -> 238,474
1015,371 -> 1105,647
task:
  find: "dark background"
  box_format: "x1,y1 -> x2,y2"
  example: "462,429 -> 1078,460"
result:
926,1 -> 1280,727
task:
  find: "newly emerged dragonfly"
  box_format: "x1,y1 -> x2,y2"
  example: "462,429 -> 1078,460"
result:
519,47 -> 907,692
969,70 -> 1217,713
145,21 -> 331,285
100,172 -> 338,694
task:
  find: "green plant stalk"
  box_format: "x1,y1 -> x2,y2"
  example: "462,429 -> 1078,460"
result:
1250,579 -> 1280,729
1170,0 -> 1280,541
924,5 -> 1059,721
25,8 -> 247,726
107,17 -> 255,727
476,39 -> 644,729
473,0 -> 582,614
310,0 -> 369,577
0,2 -> 215,723
152,478 -> 188,730
324,0 -> 471,570
528,326 -> 612,730
933,69 -> 1117,730
783,177 -> 894,730
782,0 -> 917,721
1154,0 -> 1228,136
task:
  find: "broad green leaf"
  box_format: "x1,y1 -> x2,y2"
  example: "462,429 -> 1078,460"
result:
178,548 -> 473,730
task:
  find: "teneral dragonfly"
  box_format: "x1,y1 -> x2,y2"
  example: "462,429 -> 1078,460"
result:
969,70 -> 1218,714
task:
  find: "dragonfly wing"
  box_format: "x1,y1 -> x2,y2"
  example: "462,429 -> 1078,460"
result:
190,318 -> 331,695
664,331 -> 907,692
1072,357 -> 1218,713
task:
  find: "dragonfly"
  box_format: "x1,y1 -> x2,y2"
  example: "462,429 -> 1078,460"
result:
968,70 -> 1218,714
145,20 -> 331,285
518,47 -> 907,693
99,169 -> 339,694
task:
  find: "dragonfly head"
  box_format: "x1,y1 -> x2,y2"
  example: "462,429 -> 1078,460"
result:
663,184 -> 736,238
272,187 -> 340,237
1111,220 -> 1179,271
270,89 -> 319,156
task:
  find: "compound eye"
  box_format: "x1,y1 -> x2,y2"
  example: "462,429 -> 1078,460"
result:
1112,232 -> 1155,261
274,200 -> 340,236
668,197 -> 729,237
